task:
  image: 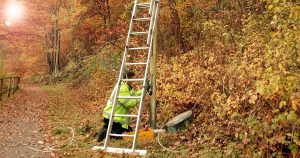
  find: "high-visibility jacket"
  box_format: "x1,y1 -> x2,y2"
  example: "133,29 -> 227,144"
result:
103,81 -> 142,129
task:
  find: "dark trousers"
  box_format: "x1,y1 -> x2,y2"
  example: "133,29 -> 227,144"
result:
97,118 -> 133,142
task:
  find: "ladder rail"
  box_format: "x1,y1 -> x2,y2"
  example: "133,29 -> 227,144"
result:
149,0 -> 153,15
131,0 -> 160,152
103,81 -> 122,149
103,0 -> 139,150
146,1 -> 156,46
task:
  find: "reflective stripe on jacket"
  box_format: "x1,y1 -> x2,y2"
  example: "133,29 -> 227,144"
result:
103,81 -> 142,129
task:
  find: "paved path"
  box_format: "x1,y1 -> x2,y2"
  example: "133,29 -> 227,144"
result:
0,84 -> 54,158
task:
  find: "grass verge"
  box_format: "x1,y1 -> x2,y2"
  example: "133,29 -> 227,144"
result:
43,84 -> 199,158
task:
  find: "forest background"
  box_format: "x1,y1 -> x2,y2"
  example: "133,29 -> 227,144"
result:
0,0 -> 299,157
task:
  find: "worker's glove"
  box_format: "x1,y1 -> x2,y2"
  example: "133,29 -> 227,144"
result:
146,80 -> 152,96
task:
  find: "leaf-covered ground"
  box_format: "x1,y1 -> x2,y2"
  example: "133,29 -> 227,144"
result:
44,84 -> 195,158
0,83 -> 198,158
1,81 -> 298,157
0,84 -> 54,158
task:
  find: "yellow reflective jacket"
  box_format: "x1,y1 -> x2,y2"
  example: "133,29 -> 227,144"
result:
103,81 -> 142,129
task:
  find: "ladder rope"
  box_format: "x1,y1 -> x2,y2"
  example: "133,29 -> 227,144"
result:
28,127 -> 75,153
157,121 -> 190,153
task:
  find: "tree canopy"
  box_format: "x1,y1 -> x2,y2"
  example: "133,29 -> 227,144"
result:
0,0 -> 299,157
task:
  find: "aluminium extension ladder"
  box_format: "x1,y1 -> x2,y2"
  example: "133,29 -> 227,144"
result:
94,0 -> 160,156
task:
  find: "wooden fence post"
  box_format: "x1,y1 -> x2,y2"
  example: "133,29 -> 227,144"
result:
17,77 -> 20,90
12,78 -> 14,94
0,79 -> 3,100
13,78 -> 16,94
7,78 -> 11,97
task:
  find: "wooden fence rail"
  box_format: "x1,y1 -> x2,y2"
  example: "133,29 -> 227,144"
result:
0,76 -> 20,100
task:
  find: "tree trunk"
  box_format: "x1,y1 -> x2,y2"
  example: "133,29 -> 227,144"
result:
106,0 -> 111,27
167,0 -> 182,53
97,0 -> 111,29
216,0 -> 223,10
53,1 -> 60,75
44,1 -> 61,75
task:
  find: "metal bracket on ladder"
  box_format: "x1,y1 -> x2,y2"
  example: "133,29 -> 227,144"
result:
93,0 -> 160,156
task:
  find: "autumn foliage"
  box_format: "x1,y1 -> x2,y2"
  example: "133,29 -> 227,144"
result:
49,0 -> 300,157
1,0 -> 299,157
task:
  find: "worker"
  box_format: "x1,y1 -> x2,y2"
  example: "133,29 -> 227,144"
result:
97,70 -> 142,142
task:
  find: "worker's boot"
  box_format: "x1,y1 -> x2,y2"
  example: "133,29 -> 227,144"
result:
97,126 -> 107,142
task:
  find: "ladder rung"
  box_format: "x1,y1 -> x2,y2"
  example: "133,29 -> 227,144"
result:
117,96 -> 141,99
125,62 -> 147,66
136,3 -> 150,8
128,47 -> 149,50
109,133 -> 134,137
130,32 -> 148,36
122,78 -> 144,82
133,17 -> 151,22
114,114 -> 138,117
